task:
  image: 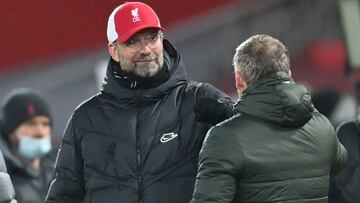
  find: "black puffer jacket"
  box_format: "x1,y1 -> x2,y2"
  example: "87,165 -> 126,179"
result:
329,112 -> 360,203
0,149 -> 17,203
46,40 -> 230,203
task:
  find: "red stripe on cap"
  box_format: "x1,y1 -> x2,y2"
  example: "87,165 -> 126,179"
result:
27,104 -> 35,116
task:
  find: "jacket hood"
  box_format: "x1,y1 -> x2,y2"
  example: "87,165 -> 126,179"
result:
101,39 -> 187,106
235,72 -> 314,127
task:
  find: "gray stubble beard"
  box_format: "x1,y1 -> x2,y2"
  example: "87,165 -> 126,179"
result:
119,52 -> 164,78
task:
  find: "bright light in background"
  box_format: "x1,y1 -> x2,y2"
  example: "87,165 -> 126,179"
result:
94,60 -> 108,91
339,0 -> 360,69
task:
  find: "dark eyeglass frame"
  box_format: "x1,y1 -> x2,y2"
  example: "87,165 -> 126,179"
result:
113,31 -> 164,52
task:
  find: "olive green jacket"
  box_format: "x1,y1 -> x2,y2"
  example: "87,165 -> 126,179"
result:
191,72 -> 347,203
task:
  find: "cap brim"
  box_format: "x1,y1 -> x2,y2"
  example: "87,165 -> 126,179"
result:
117,25 -> 165,43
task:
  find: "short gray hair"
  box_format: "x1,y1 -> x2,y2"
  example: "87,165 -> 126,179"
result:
232,34 -> 290,87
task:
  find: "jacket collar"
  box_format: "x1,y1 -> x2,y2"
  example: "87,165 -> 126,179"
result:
111,54 -> 170,89
236,72 -> 314,127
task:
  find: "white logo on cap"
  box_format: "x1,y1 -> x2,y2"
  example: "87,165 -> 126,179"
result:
131,8 -> 141,23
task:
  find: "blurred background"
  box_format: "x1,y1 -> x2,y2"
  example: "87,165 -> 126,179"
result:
1,0 -> 360,145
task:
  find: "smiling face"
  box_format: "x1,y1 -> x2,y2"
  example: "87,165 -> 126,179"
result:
108,28 -> 164,78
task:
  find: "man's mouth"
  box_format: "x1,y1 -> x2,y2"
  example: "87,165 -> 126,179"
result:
136,59 -> 155,63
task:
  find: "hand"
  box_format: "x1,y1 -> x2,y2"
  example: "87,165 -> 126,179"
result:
193,97 -> 235,125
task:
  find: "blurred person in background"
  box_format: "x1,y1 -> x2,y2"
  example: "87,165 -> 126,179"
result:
353,80 -> 360,111
0,88 -> 55,203
0,149 -> 17,203
312,89 -> 357,128
190,35 -> 347,203
328,111 -> 360,203
46,2 -> 234,203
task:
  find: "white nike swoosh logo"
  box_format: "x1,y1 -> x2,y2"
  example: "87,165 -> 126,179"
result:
160,132 -> 178,143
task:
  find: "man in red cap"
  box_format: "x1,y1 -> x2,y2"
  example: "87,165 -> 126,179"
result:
46,2 -> 234,203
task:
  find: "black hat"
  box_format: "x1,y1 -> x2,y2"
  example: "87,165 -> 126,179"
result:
0,88 -> 52,138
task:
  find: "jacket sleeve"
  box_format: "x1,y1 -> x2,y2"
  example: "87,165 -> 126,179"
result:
328,122 -> 352,202
193,83 -> 236,125
330,124 -> 348,176
196,83 -> 233,104
191,126 -> 243,203
0,150 -> 17,203
46,114 -> 85,203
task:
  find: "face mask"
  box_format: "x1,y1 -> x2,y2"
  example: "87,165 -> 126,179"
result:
18,136 -> 52,159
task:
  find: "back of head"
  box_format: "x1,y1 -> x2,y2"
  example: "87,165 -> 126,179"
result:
233,34 -> 290,87
0,88 -> 52,140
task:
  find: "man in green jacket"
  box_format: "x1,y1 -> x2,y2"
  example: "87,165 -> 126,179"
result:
190,35 -> 347,203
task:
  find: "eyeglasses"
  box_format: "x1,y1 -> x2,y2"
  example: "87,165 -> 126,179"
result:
114,31 -> 163,52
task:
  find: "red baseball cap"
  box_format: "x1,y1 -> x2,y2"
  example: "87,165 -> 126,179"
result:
107,1 -> 165,43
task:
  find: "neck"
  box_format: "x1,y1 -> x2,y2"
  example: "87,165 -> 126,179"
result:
25,158 -> 41,172
17,155 -> 41,172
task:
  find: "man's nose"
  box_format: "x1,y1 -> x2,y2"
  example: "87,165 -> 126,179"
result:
33,125 -> 49,138
138,43 -> 151,54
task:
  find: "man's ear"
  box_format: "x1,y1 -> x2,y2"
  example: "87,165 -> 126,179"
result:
234,71 -> 247,95
108,43 -> 120,62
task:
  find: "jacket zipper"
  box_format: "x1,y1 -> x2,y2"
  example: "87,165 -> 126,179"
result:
136,110 -> 143,203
